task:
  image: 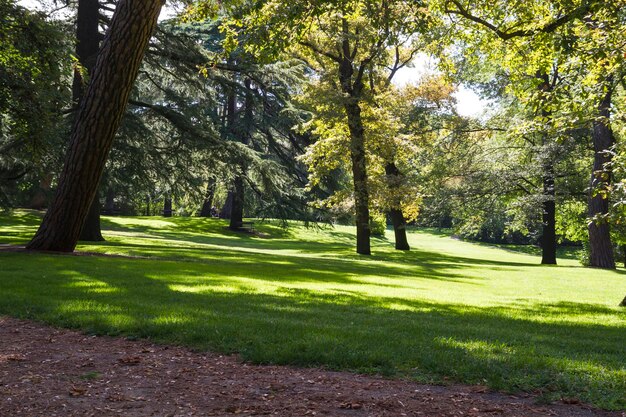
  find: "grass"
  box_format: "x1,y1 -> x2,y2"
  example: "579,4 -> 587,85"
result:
0,210 -> 625,410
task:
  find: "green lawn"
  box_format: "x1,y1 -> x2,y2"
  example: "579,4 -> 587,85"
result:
1,210 -> 625,409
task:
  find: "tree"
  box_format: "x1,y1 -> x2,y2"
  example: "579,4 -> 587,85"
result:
74,0 -> 105,241
0,0 -> 70,208
27,0 -> 164,252
441,0 -> 625,267
220,0 -> 431,253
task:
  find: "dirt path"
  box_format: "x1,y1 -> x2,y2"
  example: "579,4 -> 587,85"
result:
0,317 -> 622,417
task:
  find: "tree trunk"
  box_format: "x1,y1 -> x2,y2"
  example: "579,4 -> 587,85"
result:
163,197 -> 172,217
79,192 -> 104,241
103,188 -> 115,214
541,164 -> 557,264
74,0 -> 105,242
29,173 -> 53,209
620,296 -> 626,307
27,0 -> 163,252
228,78 -> 252,230
345,99 -> 370,255
199,179 -> 216,217
229,177 -> 244,229
385,163 -> 409,251
221,192 -> 233,219
588,85 -> 616,269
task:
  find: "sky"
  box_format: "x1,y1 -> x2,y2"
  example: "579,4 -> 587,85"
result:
18,0 -> 488,117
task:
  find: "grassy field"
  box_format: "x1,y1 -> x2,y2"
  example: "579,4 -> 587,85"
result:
0,210 -> 625,409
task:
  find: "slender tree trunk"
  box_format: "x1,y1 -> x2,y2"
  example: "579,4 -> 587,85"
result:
534,72 -> 558,265
385,163 -> 409,250
145,195 -> 150,216
541,164 -> 557,264
588,85 -> 616,269
27,0 -> 163,252
199,179 -> 216,217
75,0 -> 105,241
79,192 -> 104,241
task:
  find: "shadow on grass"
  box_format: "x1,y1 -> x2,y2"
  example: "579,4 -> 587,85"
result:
0,252 -> 624,410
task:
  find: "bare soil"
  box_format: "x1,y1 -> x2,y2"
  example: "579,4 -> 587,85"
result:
0,317 -> 623,417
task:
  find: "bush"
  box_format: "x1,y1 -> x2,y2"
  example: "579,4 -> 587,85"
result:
370,211 -> 387,237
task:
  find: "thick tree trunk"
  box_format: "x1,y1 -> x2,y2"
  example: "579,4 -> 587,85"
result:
541,164 -> 557,264
79,192 -> 104,241
199,179 -> 216,217
74,0 -> 105,242
389,209 -> 410,250
345,99 -> 371,255
27,0 -> 163,252
588,86 -> 616,269
385,163 -> 409,251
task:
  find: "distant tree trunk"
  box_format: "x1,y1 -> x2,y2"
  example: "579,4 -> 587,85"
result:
26,0 -> 163,252
385,163 -> 409,251
29,173 -> 53,209
229,177 -> 244,229
536,72 -> 557,265
79,192 -> 104,241
620,295 -> 626,307
75,0 -> 105,242
199,179 -> 216,217
541,164 -> 557,264
163,197 -> 172,217
228,78 -> 253,231
145,196 -> 150,216
103,188 -> 115,214
588,85 -> 616,269
221,192 -> 233,219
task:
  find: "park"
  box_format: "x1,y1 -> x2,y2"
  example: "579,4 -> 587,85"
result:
1,0 -> 625,415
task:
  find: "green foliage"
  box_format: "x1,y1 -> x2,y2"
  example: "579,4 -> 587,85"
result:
369,210 -> 386,237
0,211 -> 625,409
0,0 -> 71,207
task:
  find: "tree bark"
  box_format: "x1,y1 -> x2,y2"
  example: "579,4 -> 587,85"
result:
79,192 -> 104,241
345,99 -> 370,255
199,179 -> 216,217
536,72 -> 557,265
27,0 -> 163,252
75,0 -> 106,242
385,163 -> 409,250
163,197 -> 172,217
228,78 -> 252,230
229,176 -> 244,229
541,164 -> 557,264
588,85 -> 616,269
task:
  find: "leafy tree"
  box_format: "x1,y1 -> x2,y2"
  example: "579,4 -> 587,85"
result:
0,0 -> 70,208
